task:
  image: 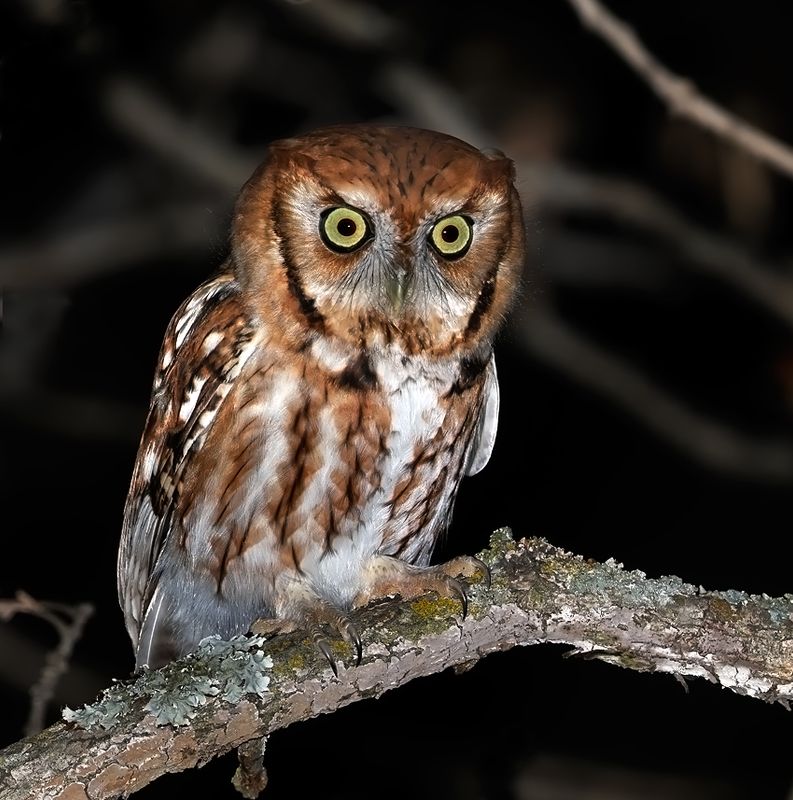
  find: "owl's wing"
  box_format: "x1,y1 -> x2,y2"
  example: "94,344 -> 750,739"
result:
117,272 -> 256,652
465,355 -> 500,476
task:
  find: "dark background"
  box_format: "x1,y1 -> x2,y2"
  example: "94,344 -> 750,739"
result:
2,1 -> 793,798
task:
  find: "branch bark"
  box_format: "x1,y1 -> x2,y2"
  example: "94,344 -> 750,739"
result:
1,529 -> 791,800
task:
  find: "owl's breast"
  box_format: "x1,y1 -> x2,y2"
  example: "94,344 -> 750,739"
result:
178,339 -> 483,606
301,346 -> 484,600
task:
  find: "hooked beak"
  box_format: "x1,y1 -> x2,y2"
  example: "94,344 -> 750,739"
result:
386,267 -> 411,313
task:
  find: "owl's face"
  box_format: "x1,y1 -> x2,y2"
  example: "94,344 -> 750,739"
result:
232,125 -> 524,356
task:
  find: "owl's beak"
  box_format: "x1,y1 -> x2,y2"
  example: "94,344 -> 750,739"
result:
386,267 -> 411,313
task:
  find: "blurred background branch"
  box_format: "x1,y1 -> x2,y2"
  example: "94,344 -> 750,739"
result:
0,593 -> 93,737
566,0 -> 793,179
518,307 -> 793,481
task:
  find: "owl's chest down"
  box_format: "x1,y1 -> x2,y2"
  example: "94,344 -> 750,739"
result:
181,342 -> 487,605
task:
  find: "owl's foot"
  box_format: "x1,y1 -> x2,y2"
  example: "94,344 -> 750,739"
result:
251,599 -> 361,678
355,554 -> 490,618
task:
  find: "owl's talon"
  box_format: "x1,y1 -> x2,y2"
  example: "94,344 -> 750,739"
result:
313,632 -> 339,678
337,617 -> 362,666
345,625 -> 362,666
287,601 -> 362,675
439,555 -> 491,588
446,577 -> 468,619
356,553 -> 489,621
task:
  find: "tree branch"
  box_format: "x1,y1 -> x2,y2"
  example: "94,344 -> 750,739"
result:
515,308 -> 793,481
1,530 -> 791,799
520,160 -> 793,329
103,79 -> 255,191
0,204 -> 224,290
565,0 -> 793,180
0,593 -> 94,737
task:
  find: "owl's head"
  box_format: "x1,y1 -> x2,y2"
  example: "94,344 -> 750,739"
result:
232,125 -> 524,357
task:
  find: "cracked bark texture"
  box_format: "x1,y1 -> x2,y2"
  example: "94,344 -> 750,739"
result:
1,529 -> 792,800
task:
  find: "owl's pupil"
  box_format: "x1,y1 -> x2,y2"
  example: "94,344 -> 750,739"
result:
337,218 -> 357,237
441,225 -> 459,243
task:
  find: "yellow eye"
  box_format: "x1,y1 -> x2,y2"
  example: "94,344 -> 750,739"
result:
320,207 -> 371,252
429,215 -> 473,259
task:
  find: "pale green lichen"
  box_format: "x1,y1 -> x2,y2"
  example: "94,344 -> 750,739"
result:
483,527 -> 517,564
145,682 -> 213,726
766,604 -> 793,626
197,635 -> 274,701
62,634 -> 274,730
62,697 -> 125,730
143,635 -> 274,725
718,588 -> 749,605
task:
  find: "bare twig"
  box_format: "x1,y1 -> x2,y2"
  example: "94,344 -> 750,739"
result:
0,530 -> 791,799
520,161 -> 793,327
0,593 -> 94,736
0,204 -> 225,290
277,0 -> 401,48
516,307 -> 793,481
0,628 -> 107,710
377,61 -> 491,148
565,0 -> 793,180
25,607 -> 94,738
1,391 -> 142,442
103,79 -> 256,191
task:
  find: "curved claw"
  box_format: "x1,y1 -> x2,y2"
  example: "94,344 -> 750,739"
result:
313,631 -> 339,678
338,617 -> 363,666
451,555 -> 491,589
446,577 -> 468,619
350,627 -> 363,666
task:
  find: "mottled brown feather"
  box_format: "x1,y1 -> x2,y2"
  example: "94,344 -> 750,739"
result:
118,124 -> 524,668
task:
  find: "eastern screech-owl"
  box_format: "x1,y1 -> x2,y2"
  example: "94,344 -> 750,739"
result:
117,124 -> 524,670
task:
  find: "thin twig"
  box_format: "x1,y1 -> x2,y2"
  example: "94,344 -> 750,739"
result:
25,604 -> 94,737
516,307 -> 793,481
0,592 -> 94,736
277,0 -> 401,48
103,78 -> 256,190
0,628 -> 107,707
377,61 -> 491,148
565,0 -> 793,180
0,204 -> 225,290
520,160 -> 793,327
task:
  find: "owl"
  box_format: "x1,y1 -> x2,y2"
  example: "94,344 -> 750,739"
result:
117,124 -> 525,671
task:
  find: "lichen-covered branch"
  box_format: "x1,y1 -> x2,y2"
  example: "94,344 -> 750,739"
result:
1,529 -> 791,800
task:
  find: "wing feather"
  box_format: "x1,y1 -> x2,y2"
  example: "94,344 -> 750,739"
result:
117,272 -> 255,649
465,355 -> 500,476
